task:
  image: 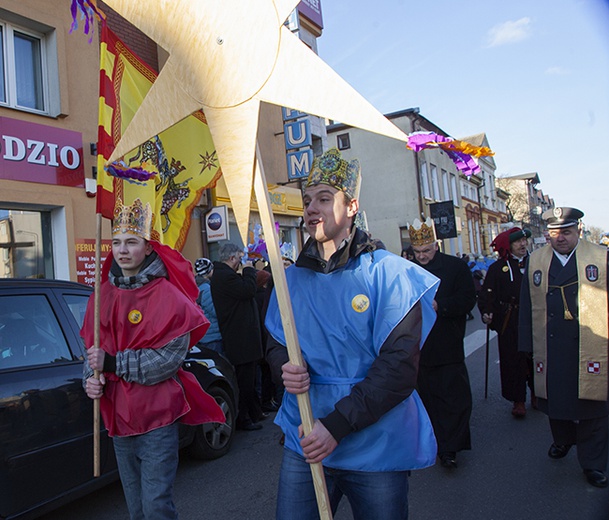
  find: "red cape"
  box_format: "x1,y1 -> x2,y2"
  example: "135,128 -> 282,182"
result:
81,241 -> 224,436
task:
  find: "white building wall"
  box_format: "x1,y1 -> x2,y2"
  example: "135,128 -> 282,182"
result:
327,118 -> 420,254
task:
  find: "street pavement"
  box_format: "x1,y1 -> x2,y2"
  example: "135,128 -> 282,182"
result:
41,307 -> 608,520
408,307 -> 609,520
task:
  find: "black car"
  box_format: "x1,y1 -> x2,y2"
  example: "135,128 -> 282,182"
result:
0,279 -> 237,520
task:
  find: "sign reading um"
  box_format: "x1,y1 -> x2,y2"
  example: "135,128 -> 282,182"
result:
283,107 -> 313,180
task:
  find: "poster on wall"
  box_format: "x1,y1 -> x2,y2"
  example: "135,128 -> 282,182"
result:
429,201 -> 457,239
75,238 -> 112,286
205,206 -> 229,242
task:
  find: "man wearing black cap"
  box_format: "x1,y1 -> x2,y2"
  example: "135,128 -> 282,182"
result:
519,207 -> 609,488
479,227 -> 534,418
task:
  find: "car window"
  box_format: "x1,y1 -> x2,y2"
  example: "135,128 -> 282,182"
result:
62,293 -> 90,328
0,294 -> 74,369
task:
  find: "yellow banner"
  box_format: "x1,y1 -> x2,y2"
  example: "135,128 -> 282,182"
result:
97,26 -> 221,250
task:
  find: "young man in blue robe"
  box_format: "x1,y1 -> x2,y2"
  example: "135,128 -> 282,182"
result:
266,148 -> 440,519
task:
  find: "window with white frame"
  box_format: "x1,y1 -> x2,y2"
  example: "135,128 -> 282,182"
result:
450,173 -> 459,206
470,186 -> 478,202
420,162 -> 431,199
430,164 -> 440,200
441,169 -> 450,200
0,17 -> 52,114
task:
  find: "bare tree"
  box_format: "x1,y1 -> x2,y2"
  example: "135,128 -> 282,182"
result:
496,177 -> 530,225
585,225 -> 607,244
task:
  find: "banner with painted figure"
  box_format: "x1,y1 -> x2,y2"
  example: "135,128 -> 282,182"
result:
97,24 -> 221,250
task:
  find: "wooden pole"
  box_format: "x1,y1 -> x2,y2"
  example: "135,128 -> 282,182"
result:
253,142 -> 333,520
93,212 -> 102,477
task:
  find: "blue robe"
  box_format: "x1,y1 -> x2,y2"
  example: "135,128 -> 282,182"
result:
266,249 -> 439,471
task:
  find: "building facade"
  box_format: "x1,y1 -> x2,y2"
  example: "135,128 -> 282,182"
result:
0,0 -> 101,280
327,110 -> 509,257
0,1 -> 320,281
496,172 -> 555,250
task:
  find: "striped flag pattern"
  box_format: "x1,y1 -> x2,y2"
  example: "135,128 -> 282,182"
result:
97,24 -> 221,250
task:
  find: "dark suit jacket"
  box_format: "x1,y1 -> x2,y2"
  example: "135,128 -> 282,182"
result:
210,262 -> 263,365
416,252 -> 477,366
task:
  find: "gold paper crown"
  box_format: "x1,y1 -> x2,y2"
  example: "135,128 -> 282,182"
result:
112,198 -> 154,240
408,217 -> 437,246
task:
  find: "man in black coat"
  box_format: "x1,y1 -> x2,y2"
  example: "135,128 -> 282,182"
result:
519,207 -> 609,488
411,218 -> 476,469
211,242 -> 265,431
478,227 -> 534,417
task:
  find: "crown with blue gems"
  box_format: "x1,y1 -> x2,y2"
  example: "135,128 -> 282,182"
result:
112,197 -> 154,240
305,148 -> 361,199
280,241 -> 294,262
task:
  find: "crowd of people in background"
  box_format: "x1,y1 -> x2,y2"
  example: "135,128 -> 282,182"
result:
188,200 -> 607,515
186,199 -> 607,518
82,144 -> 607,520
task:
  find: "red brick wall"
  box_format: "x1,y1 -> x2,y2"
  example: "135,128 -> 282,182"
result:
99,1 -> 159,72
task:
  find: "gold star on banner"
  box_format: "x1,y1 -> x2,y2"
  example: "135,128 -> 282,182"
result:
198,150 -> 218,173
105,0 -> 409,241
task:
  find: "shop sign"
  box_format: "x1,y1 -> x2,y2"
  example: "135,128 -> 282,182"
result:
282,107 -> 312,180
75,238 -> 111,286
0,116 -> 84,187
297,0 -> 323,29
205,206 -> 229,242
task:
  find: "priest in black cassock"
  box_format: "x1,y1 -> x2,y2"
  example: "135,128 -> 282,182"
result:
410,218 -> 477,469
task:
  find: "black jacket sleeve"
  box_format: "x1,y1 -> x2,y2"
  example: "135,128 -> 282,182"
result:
436,261 -> 477,318
266,333 -> 289,388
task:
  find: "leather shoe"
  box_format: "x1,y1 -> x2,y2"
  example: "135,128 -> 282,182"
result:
237,421 -> 262,431
256,412 -> 270,422
511,402 -> 526,417
548,443 -> 571,459
439,452 -> 457,469
584,469 -> 608,488
262,400 -> 279,412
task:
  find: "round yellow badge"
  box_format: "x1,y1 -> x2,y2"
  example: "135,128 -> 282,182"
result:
502,265 -> 509,272
351,294 -> 370,313
128,309 -> 143,324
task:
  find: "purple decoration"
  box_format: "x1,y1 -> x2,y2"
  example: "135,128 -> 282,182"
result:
105,163 -> 157,182
407,132 -> 480,176
70,0 -> 104,42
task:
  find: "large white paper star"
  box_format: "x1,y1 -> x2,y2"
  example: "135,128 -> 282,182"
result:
105,0 -> 409,240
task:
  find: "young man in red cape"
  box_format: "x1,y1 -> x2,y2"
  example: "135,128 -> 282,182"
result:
82,198 -> 224,519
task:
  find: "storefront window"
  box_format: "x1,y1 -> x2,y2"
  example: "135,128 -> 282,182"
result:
0,209 -> 53,279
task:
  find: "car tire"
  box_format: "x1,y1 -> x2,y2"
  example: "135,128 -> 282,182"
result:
188,386 -> 235,460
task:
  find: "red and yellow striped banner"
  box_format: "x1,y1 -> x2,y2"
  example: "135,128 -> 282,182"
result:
97,24 -> 221,250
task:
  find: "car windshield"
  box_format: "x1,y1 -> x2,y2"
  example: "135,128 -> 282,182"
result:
0,294 -> 74,369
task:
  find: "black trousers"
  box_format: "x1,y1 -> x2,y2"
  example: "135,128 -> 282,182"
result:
418,362 -> 472,454
235,361 -> 262,426
549,416 -> 609,471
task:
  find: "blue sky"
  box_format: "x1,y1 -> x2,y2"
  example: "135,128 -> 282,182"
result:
316,0 -> 609,230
